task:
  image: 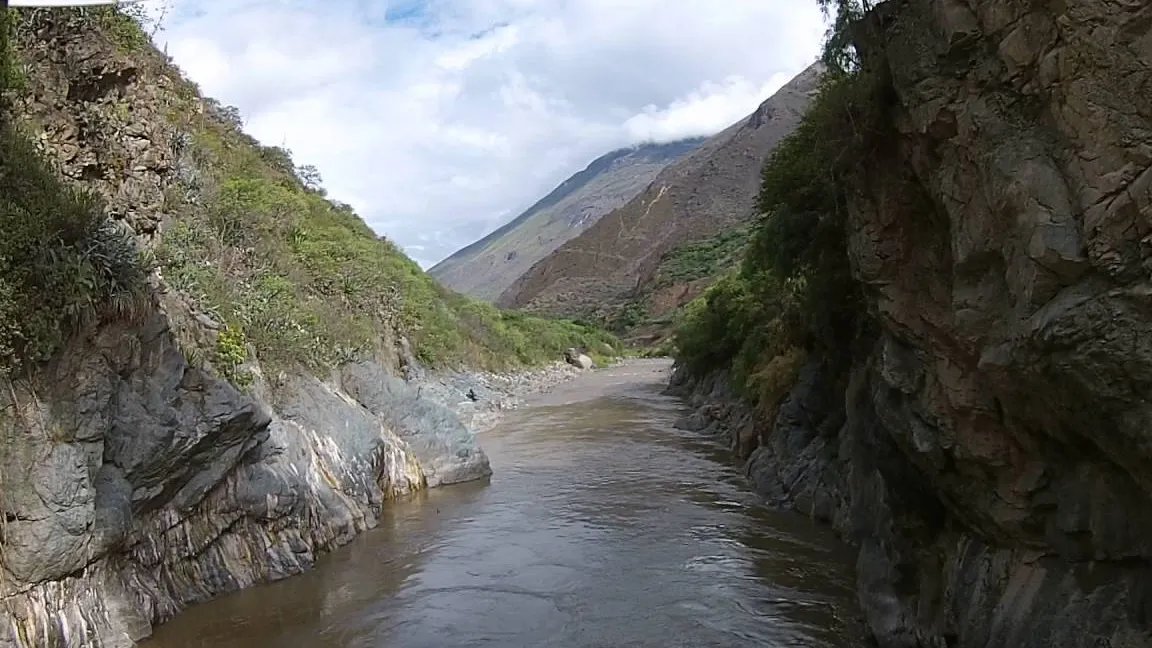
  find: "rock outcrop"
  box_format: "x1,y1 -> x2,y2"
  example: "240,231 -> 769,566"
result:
673,0 -> 1152,646
0,304 -> 581,647
0,307 -> 438,647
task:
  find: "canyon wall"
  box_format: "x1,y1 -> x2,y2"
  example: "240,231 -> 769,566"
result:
674,0 -> 1152,646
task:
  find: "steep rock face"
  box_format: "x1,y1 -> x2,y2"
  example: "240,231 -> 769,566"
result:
674,0 -> 1152,646
847,0 -> 1152,644
0,308 -> 441,647
430,139 -> 703,301
498,64 -> 823,320
0,10 -> 493,647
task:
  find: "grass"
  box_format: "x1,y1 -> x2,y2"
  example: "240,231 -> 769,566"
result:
155,112 -> 620,379
145,41 -> 618,380
0,10 -> 152,377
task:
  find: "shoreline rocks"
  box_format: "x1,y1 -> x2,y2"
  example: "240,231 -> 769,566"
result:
0,311 -> 606,648
668,0 -> 1152,644
412,358 -> 605,435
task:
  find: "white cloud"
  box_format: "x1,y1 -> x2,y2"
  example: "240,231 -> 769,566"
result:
148,0 -> 827,268
624,73 -> 796,143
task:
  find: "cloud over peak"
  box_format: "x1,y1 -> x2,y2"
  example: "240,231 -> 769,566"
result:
150,0 -> 826,267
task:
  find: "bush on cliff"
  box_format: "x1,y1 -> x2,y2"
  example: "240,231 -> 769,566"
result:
0,126 -> 152,377
0,12 -> 151,377
674,69 -> 882,404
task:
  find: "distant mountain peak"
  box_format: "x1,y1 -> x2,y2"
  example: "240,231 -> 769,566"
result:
496,63 -> 825,325
429,136 -> 705,301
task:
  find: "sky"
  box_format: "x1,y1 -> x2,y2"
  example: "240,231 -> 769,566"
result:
144,0 -> 827,268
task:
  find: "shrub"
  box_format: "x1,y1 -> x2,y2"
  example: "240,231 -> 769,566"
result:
94,6 -> 151,53
0,123 -> 151,376
214,325 -> 252,387
654,226 -> 751,287
744,71 -> 882,355
673,68 -> 886,404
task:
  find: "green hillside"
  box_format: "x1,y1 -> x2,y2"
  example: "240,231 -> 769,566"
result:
2,6 -> 618,384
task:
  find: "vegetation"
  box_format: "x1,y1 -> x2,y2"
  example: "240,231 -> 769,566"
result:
0,8 -> 20,94
671,0 -> 891,408
151,62 -> 617,379
815,0 -> 878,73
609,300 -> 650,333
653,227 -> 751,288
0,6 -> 617,385
95,6 -> 152,53
0,11 -> 152,377
638,337 -> 676,358
673,67 -> 887,406
603,228 -> 751,334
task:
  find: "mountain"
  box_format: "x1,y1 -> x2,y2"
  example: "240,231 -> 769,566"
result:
496,63 -> 824,327
429,138 -> 704,301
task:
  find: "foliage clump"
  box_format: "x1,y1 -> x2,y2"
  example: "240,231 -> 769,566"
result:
214,325 -> 252,387
1,5 -> 152,378
673,68 -> 887,406
655,227 -> 751,288
94,6 -> 152,53
0,113 -> 151,377
815,0 -> 879,73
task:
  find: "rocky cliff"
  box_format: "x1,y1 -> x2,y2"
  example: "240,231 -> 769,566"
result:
0,8 -> 607,647
672,0 -> 1152,646
497,64 -> 823,323
429,138 -> 703,301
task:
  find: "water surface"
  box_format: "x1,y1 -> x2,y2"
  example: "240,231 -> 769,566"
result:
145,360 -> 863,648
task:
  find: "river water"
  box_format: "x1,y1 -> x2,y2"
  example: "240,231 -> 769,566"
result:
145,359 -> 864,648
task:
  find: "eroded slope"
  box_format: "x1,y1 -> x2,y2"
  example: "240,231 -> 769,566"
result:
430,138 -> 703,301
498,64 -> 824,322
0,8 -> 614,647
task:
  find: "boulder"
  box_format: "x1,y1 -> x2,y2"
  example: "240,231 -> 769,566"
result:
563,347 -> 595,370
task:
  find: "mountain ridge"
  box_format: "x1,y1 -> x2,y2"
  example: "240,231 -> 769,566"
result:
496,63 -> 825,325
430,137 -> 704,300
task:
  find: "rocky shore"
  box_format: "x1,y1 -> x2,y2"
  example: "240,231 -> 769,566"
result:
667,1 -> 1152,644
0,314 -> 600,648
409,358 -> 592,435
0,10 -> 613,644
668,363 -> 850,535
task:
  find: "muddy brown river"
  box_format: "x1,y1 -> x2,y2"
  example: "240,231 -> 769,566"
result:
144,359 -> 864,648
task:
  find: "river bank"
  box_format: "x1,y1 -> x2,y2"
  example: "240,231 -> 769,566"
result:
0,341 -> 603,648
142,357 -> 865,648
408,359 -> 594,435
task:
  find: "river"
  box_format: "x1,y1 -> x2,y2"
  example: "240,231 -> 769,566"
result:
144,359 -> 864,648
